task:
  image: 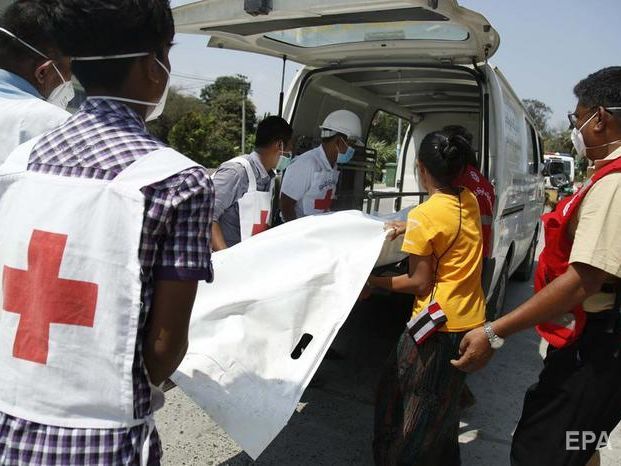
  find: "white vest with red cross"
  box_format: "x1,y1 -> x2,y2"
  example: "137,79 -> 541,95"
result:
535,156 -> 621,348
229,156 -> 274,242
300,146 -> 339,217
0,138 -> 198,434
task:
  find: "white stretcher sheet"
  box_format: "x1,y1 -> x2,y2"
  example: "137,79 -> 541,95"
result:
171,210 -> 395,459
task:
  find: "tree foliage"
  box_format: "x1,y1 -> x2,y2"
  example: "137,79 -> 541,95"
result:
147,88 -> 207,144
522,98 -> 553,136
199,74 -> 258,163
545,128 -> 574,154
146,76 -> 259,167
368,111 -> 402,182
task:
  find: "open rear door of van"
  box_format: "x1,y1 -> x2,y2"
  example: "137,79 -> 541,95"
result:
173,0 -> 499,66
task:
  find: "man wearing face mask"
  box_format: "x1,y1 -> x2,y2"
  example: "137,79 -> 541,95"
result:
280,109 -> 363,222
0,1 -> 214,465
451,67 -> 621,466
211,116 -> 293,250
0,0 -> 73,165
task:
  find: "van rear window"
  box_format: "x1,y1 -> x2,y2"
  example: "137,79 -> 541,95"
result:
265,21 -> 469,48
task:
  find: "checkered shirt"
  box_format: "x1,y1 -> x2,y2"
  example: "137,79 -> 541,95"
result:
0,98 -> 214,465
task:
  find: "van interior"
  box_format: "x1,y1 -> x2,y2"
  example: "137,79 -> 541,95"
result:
289,65 -> 483,215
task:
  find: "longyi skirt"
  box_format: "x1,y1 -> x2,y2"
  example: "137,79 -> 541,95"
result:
373,330 -> 466,466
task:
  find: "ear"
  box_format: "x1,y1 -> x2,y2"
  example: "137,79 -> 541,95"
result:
594,106 -> 609,133
33,60 -> 52,85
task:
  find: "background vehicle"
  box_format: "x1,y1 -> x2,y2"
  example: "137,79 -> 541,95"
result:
174,0 -> 546,318
543,153 -> 575,206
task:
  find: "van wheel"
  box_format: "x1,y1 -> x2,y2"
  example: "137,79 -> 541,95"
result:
514,235 -> 537,282
487,260 -> 508,321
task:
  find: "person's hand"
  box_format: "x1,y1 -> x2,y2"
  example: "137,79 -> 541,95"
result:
450,326 -> 494,373
384,221 -> 406,241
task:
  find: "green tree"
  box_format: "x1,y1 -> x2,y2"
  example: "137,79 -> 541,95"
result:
522,98 -> 553,136
147,87 -> 207,143
545,128 -> 574,154
200,74 -> 257,155
370,111 -> 400,144
368,135 -> 397,181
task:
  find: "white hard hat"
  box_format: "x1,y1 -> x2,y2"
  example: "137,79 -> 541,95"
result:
320,110 -> 363,145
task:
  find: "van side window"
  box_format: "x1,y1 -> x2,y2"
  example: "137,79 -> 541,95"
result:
368,111 -> 408,189
526,121 -> 539,174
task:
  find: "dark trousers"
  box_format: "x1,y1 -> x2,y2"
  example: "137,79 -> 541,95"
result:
511,312 -> 621,466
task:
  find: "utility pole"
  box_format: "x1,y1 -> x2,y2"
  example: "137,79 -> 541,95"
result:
241,82 -> 250,154
241,91 -> 246,154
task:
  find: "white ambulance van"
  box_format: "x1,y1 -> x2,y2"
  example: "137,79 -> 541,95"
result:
174,0 -> 546,317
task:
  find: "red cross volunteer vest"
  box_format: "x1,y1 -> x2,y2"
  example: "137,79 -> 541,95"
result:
0,137 -> 198,430
229,156 -> 274,242
535,156 -> 621,348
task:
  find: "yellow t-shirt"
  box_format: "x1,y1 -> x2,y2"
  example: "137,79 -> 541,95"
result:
402,189 -> 486,332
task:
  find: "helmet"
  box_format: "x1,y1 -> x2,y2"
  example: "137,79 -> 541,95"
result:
320,110 -> 363,145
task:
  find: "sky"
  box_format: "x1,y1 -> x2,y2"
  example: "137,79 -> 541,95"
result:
169,0 -> 620,130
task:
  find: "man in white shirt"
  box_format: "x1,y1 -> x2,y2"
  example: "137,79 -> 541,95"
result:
0,0 -> 73,164
280,110 -> 363,222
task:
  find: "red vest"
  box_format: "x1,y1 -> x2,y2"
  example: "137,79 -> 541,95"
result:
535,156 -> 621,348
455,165 -> 495,257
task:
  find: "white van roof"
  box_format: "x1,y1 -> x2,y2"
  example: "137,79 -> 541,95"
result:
173,0 -> 500,67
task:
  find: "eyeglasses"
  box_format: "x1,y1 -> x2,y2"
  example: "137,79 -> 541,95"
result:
568,107 -> 620,129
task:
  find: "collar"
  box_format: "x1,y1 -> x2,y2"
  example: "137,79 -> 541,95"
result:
317,144 -> 335,170
248,151 -> 275,179
593,144 -> 621,172
80,97 -> 147,129
0,68 -> 42,99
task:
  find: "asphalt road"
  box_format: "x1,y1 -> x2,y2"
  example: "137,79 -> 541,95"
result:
157,272 -> 621,466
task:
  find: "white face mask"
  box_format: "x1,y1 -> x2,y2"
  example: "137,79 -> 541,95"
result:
72,52 -> 171,122
571,107 -> 621,159
0,27 -> 74,109
47,63 -> 75,109
571,112 -> 597,159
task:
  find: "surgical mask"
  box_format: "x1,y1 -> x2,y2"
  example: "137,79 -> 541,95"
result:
571,107 -> 621,159
72,52 -> 170,122
571,112 -> 597,159
276,155 -> 292,171
0,27 -> 74,109
276,143 -> 292,171
47,63 -> 75,109
337,138 -> 356,164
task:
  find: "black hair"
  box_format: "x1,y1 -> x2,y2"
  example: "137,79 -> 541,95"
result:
49,0 -> 175,92
255,116 -> 293,149
418,131 -> 471,187
442,125 -> 478,167
0,1 -> 60,65
574,67 -> 621,112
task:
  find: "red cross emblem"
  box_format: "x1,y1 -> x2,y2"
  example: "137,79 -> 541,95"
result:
251,210 -> 270,236
314,189 -> 334,212
2,230 -> 98,365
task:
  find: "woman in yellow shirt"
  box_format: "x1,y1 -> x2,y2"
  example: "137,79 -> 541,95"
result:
368,132 -> 486,465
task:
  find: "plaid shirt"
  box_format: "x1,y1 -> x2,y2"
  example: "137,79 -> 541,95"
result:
0,98 -> 214,465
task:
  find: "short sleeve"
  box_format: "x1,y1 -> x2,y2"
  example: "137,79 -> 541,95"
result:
154,168 -> 215,282
281,159 -> 312,201
211,165 -> 244,221
570,174 -> 621,278
402,207 -> 436,256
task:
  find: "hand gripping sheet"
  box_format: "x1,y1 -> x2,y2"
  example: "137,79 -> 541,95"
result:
171,210 -> 387,459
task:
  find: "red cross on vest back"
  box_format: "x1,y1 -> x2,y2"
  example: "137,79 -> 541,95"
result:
2,230 -> 98,365
252,210 -> 269,236
314,189 -> 334,212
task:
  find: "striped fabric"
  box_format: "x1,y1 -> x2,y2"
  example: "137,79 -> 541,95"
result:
374,330 -> 466,465
0,98 -> 214,465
